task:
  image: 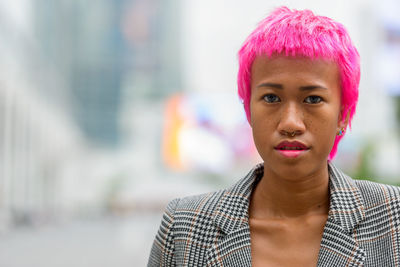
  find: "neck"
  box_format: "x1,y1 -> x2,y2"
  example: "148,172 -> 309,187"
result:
249,163 -> 330,219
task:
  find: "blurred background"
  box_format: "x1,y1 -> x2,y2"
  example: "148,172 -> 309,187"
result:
1,0 -> 400,266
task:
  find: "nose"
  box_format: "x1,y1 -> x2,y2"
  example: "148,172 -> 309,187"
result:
277,103 -> 306,136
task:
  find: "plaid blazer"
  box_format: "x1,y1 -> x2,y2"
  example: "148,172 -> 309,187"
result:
148,162 -> 400,266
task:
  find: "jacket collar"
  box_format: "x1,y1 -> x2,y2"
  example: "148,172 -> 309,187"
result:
207,161 -> 366,266
213,161 -> 365,234
326,162 -> 365,232
213,163 -> 264,234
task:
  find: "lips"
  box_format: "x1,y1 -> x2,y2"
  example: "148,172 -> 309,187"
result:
274,141 -> 310,158
275,141 -> 309,151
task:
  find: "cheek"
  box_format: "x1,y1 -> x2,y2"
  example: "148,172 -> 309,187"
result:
249,96 -> 261,119
306,107 -> 338,131
250,100 -> 266,128
250,112 -> 276,149
251,119 -> 271,145
308,111 -> 339,146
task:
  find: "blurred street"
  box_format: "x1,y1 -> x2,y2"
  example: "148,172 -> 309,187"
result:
0,212 -> 162,267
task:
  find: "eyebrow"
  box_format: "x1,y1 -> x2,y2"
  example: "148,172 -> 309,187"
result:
257,83 -> 328,91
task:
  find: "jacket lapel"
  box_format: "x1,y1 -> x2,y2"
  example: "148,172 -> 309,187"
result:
206,164 -> 263,267
206,226 -> 252,267
317,163 -> 366,266
317,219 -> 365,266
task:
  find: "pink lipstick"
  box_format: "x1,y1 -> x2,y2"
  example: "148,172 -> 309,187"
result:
274,140 -> 310,158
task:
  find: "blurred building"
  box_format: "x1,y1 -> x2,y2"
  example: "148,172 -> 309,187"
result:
0,2 -> 83,231
33,0 -> 182,147
0,0 -> 186,231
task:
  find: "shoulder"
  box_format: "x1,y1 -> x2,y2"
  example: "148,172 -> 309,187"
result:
148,190 -> 227,266
170,163 -> 263,218
169,188 -> 227,219
328,161 -> 400,210
354,179 -> 400,208
354,179 -> 400,231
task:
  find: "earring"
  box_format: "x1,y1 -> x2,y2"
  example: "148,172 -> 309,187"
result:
337,128 -> 345,136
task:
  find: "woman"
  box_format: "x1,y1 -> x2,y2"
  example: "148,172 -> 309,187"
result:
148,7 -> 400,266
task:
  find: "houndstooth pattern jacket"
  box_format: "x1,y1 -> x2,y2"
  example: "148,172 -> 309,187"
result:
148,162 -> 400,266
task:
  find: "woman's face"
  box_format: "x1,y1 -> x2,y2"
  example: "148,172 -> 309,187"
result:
250,55 -> 346,179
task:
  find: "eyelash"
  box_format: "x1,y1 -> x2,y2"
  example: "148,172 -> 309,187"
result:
304,95 -> 323,104
263,94 -> 280,103
262,94 -> 323,104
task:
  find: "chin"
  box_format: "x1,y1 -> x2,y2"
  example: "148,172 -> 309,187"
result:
263,155 -> 326,179
278,163 -> 311,179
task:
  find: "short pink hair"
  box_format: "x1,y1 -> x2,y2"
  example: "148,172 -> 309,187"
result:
238,6 -> 360,160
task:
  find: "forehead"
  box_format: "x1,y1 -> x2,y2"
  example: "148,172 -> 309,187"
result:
251,55 -> 340,87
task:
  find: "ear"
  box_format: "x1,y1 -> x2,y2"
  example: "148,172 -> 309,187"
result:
337,108 -> 350,133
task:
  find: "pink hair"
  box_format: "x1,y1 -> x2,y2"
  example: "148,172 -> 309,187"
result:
237,6 -> 360,160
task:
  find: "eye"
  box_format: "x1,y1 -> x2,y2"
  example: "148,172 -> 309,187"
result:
263,94 -> 281,103
304,95 -> 323,104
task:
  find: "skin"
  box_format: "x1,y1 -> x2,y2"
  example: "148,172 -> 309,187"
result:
248,55 -> 348,267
